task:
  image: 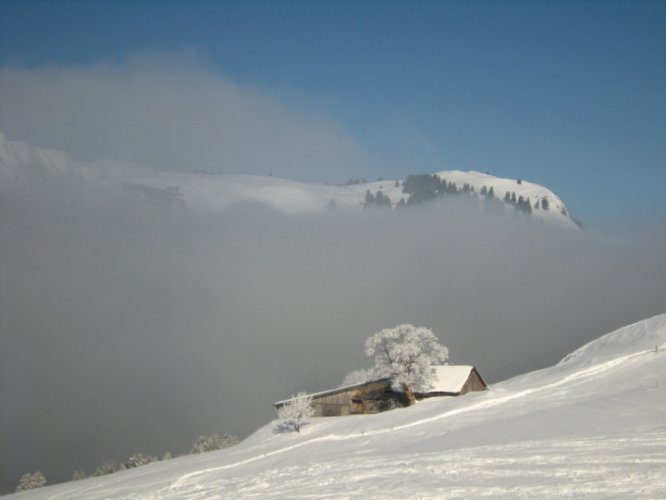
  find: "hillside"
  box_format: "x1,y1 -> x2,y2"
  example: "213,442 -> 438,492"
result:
0,132 -> 578,227
0,132 -> 147,189
13,314 -> 666,498
434,169 -> 574,226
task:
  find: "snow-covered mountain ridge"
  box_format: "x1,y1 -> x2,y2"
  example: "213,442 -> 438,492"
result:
13,314 -> 666,498
0,132 -> 148,188
434,169 -> 572,223
0,133 -> 578,227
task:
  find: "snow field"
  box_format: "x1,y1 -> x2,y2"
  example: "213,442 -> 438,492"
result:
14,314 -> 666,499
164,433 -> 666,499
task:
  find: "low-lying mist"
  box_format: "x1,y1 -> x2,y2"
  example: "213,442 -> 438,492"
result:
1,187 -> 665,492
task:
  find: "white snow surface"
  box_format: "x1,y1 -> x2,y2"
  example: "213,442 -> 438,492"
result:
435,169 -> 572,226
0,133 -> 577,226
12,314 -> 666,499
0,132 -> 148,187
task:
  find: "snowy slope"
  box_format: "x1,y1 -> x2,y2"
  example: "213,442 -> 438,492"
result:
435,169 -> 573,226
0,132 -> 147,188
13,314 -> 666,498
0,133 -> 578,226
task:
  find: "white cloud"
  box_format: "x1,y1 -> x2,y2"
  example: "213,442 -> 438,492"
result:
0,49 -> 368,181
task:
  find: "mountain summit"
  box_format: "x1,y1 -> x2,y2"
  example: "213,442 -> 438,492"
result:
0,133 -> 578,227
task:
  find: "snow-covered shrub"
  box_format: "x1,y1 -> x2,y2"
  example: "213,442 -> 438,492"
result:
191,433 -> 239,454
16,471 -> 46,491
365,324 -> 449,405
71,470 -> 87,481
121,453 -> 155,470
92,459 -> 116,477
276,392 -> 315,432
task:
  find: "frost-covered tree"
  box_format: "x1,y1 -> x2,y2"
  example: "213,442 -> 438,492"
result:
72,470 -> 87,481
341,367 -> 377,386
191,433 -> 239,454
364,189 -> 374,207
403,174 -> 441,204
375,190 -> 392,208
15,471 -> 46,491
364,189 -> 391,208
365,324 -> 449,405
92,459 -> 116,477
277,392 -> 315,432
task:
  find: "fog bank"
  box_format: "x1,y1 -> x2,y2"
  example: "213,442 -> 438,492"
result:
1,189 -> 664,492
0,50 -> 367,182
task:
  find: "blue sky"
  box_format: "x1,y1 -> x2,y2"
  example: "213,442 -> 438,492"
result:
0,0 -> 664,230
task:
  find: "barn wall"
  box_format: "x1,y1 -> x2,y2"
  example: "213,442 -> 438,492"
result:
285,368 -> 488,418
313,390 -> 353,416
312,380 -> 393,416
460,370 -> 487,395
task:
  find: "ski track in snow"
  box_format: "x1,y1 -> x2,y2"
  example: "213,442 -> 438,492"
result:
29,316 -> 666,500
174,433 -> 666,499
159,347 -> 658,496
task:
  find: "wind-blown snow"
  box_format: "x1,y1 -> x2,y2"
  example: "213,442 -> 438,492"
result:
13,314 -> 666,498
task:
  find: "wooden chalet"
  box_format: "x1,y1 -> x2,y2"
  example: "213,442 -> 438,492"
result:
274,365 -> 488,417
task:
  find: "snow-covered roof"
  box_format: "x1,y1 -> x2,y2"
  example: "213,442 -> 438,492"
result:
275,365 -> 483,406
273,377 -> 390,407
426,365 -> 477,394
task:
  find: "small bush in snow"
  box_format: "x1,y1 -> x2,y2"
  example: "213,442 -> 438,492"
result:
276,392 -> 315,432
121,453 -> 155,470
72,470 -> 87,481
16,471 -> 46,491
92,459 -> 116,477
191,433 -> 239,454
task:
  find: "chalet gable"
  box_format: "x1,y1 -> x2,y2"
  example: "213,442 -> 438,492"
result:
274,365 -> 487,417
419,365 -> 488,397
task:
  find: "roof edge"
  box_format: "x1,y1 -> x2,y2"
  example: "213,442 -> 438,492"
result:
273,377 -> 391,407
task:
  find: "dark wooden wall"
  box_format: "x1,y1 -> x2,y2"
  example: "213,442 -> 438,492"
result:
312,380 -> 392,416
